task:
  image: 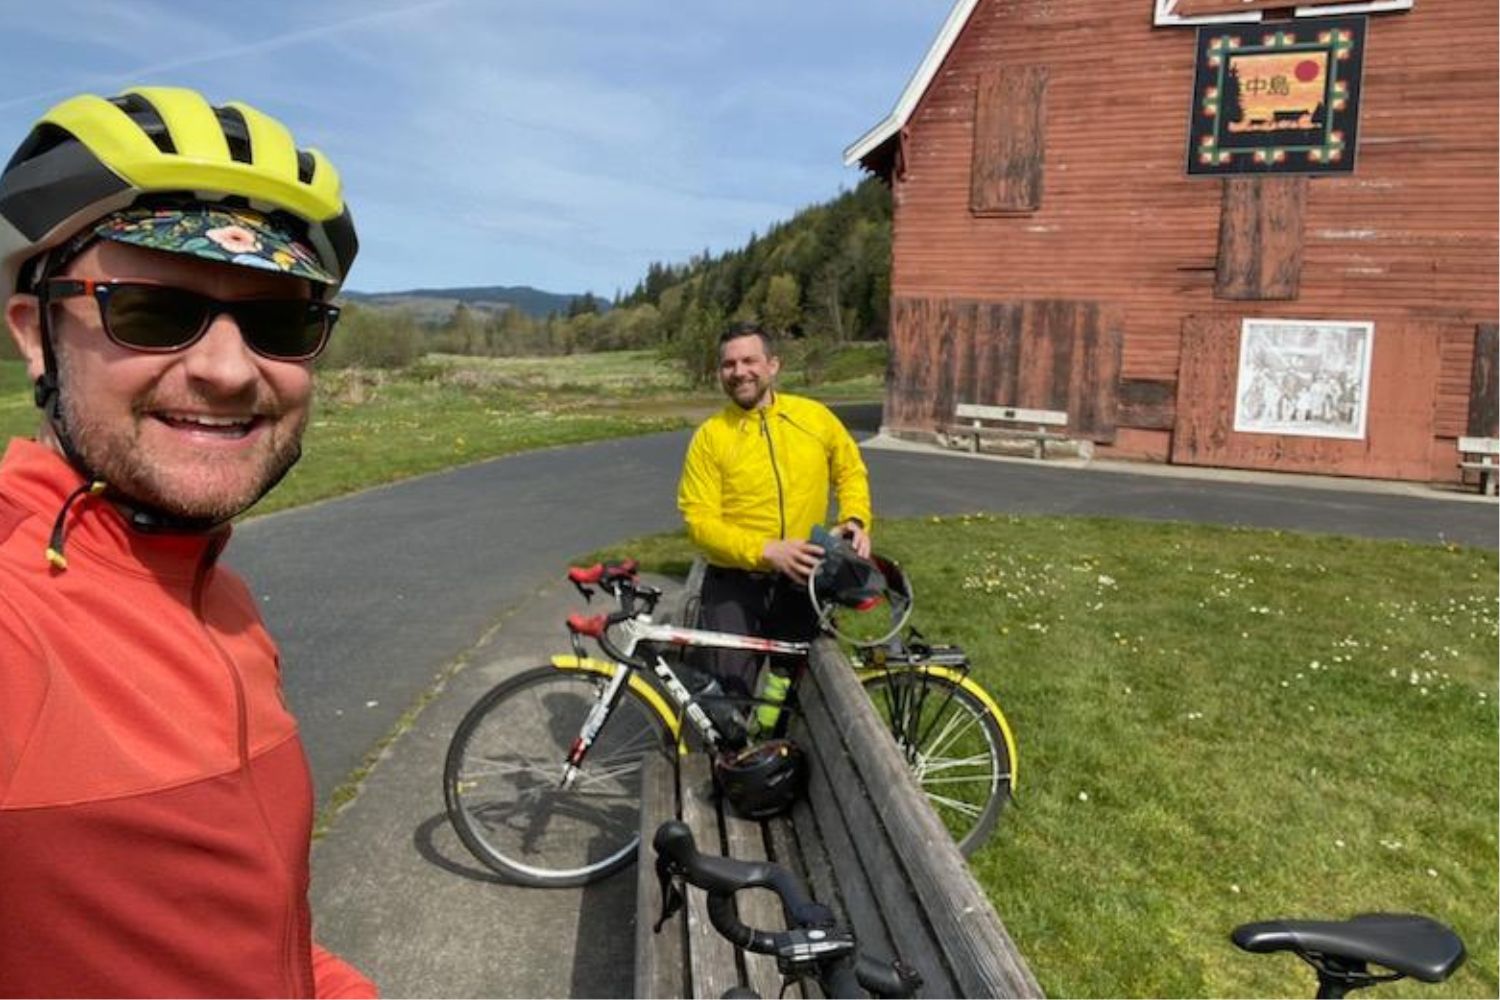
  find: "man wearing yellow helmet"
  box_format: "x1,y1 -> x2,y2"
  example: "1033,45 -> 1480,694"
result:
0,88 -> 374,997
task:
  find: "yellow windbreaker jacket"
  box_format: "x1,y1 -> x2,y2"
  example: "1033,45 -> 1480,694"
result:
678,392 -> 872,571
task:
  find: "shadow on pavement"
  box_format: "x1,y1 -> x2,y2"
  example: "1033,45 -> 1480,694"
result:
413,812 -> 507,885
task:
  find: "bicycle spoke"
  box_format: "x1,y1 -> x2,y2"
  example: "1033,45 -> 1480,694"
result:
918,708 -> 983,763
861,668 -> 1012,856
444,665 -> 671,885
914,755 -> 1001,777
923,791 -> 986,818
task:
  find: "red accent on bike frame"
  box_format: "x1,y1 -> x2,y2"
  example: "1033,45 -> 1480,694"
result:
567,737 -> 586,765
852,596 -> 883,612
567,614 -> 607,636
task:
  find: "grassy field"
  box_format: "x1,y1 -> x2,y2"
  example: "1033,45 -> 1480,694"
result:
0,345 -> 886,514
591,517 -> 1499,999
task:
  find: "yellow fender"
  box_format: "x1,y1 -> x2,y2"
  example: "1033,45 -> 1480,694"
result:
853,665 -> 1021,791
549,654 -> 686,753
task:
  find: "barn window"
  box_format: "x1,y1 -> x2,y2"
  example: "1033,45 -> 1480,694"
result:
970,65 -> 1047,215
1215,176 -> 1307,300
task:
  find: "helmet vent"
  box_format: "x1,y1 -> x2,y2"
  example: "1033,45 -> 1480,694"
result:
214,106 -> 254,164
109,94 -> 174,154
296,150 -> 315,185
5,122 -> 73,172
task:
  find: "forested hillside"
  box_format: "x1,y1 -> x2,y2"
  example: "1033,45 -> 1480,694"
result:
323,177 -> 892,382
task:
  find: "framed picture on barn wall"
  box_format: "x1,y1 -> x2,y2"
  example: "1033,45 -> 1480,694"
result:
1186,16 -> 1367,175
1234,319 -> 1374,439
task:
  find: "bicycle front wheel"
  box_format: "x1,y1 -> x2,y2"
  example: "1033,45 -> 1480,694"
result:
443,664 -> 672,887
860,669 -> 1012,856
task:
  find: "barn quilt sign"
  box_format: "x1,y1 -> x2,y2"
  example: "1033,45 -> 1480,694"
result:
1186,16 -> 1366,175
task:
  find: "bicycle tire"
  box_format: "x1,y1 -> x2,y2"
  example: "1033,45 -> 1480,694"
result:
859,670 -> 1011,856
443,664 -> 672,887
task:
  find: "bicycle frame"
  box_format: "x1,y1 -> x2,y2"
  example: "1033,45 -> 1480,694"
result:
550,613 -> 811,784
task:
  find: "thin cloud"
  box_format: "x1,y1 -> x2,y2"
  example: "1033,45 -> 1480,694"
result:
0,0 -> 455,112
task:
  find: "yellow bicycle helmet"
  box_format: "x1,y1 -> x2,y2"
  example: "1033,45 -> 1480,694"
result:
0,85 -> 357,302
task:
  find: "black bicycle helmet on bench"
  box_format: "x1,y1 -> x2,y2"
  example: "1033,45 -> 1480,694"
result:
714,739 -> 807,819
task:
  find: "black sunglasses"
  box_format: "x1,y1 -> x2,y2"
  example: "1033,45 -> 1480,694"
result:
42,278 -> 340,362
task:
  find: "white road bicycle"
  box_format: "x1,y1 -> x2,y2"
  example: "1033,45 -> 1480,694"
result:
442,559 -> 1019,887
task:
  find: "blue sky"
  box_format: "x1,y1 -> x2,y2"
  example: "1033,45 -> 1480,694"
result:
0,2 -> 951,296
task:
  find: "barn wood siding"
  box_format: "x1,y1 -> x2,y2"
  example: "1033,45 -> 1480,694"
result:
971,65 -> 1048,214
1172,315 -> 1442,479
889,296 -> 1120,441
885,0 -> 1497,479
1467,323 -> 1498,438
1215,177 -> 1307,300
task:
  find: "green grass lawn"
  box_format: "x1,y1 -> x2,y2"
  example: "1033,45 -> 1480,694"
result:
593,517 -> 1499,999
0,347 -> 885,514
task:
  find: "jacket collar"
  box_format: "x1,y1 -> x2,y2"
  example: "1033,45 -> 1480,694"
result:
723,389 -> 784,425
1,438 -> 228,581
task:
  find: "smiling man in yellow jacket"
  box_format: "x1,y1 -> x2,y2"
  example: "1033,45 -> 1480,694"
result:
677,322 -> 872,730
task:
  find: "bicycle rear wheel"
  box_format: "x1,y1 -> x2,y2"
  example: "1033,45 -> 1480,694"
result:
859,670 -> 1012,856
443,664 -> 672,887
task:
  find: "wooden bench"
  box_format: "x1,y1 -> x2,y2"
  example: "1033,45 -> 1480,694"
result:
635,635 -> 1042,999
1458,437 -> 1499,496
941,403 -> 1070,460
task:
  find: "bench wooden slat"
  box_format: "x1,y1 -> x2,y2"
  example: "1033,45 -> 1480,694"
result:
795,677 -> 960,998
809,640 -> 1044,998
763,817 -> 816,998
722,810 -> 794,1000
635,755 -> 687,1000
955,403 -> 1068,426
940,424 -> 1070,441
680,754 -> 742,1000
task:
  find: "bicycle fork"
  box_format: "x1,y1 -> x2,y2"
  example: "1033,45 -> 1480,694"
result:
559,665 -> 633,788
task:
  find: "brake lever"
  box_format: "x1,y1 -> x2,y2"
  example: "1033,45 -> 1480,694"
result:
572,580 -> 595,603
652,852 -> 685,933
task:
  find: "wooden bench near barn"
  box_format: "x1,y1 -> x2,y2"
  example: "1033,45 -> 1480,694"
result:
634,632 -> 1042,999
1457,437 -> 1499,496
941,403 -> 1070,460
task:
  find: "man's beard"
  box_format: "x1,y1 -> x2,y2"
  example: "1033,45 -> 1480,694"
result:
57,384 -> 306,524
726,375 -> 771,409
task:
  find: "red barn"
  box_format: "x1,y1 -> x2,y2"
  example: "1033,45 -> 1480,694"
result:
847,0 -> 1497,484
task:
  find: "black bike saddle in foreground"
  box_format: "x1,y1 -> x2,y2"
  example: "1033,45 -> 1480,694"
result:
1232,913 -> 1466,983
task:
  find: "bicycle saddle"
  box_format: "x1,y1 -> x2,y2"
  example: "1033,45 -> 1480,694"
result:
1232,913 -> 1465,983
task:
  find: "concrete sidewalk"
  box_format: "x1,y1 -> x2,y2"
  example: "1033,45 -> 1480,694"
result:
309,575 -> 661,999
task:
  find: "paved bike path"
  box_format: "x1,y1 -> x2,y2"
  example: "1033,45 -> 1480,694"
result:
309,575 -> 658,998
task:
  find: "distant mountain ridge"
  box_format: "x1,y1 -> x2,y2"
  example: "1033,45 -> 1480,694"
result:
341,284 -> 599,321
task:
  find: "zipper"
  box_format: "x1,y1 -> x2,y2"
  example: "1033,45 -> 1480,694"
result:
759,409 -> 787,539
192,535 -> 306,997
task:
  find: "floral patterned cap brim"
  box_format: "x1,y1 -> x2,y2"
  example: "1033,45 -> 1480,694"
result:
91,205 -> 336,285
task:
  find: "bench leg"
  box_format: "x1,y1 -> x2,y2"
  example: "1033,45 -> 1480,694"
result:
1032,437 -> 1043,460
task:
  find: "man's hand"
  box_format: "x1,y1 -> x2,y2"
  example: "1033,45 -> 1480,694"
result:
763,538 -> 825,583
837,520 -> 872,559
